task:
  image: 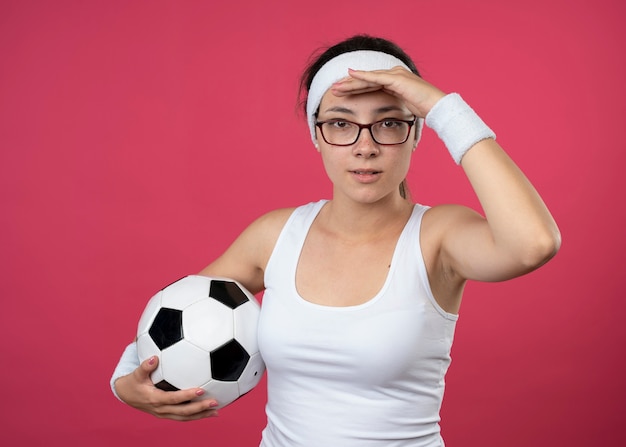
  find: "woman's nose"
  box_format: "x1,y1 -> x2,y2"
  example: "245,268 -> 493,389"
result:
352,128 -> 380,158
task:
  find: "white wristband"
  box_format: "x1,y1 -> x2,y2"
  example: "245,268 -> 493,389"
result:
425,93 -> 496,164
110,341 -> 140,402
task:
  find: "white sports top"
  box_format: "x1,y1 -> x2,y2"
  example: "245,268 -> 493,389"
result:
258,200 -> 458,447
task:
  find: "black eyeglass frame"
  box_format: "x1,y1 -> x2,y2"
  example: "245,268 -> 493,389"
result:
315,117 -> 418,146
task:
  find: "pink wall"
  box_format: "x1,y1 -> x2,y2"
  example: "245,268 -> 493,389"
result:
1,0 -> 624,445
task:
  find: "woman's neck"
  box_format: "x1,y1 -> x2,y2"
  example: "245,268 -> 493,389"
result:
320,194 -> 414,242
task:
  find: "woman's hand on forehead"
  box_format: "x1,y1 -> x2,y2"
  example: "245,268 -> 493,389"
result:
330,66 -> 446,118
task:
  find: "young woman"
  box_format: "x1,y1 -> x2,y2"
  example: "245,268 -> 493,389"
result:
111,35 -> 561,446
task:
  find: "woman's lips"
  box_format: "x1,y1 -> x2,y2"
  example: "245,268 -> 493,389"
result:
350,169 -> 382,183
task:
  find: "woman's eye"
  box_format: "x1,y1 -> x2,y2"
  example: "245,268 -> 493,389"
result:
331,120 -> 350,129
381,120 -> 401,128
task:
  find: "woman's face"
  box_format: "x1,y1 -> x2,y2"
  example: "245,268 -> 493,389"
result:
316,88 -> 416,205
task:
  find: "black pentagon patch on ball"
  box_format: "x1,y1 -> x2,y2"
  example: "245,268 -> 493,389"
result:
149,308 -> 183,350
155,380 -> 179,392
209,280 -> 250,309
211,340 -> 250,381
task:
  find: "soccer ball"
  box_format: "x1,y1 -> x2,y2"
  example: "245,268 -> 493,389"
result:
136,275 -> 265,409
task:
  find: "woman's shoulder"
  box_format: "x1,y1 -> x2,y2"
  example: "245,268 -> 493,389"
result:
251,200 -> 325,234
198,205 -> 302,291
422,203 -> 483,228
419,203 -> 486,265
251,206 -> 297,234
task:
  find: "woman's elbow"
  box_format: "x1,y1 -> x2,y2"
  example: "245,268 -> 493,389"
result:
521,227 -> 562,270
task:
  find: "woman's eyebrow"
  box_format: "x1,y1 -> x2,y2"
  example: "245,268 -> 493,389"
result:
322,105 -> 408,115
375,105 -> 406,114
321,106 -> 355,115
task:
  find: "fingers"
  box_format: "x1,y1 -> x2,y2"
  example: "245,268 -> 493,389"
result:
160,408 -> 220,422
329,66 -> 419,100
130,356 -> 158,385
151,396 -> 221,421
340,66 -> 407,86
128,357 -> 221,421
140,355 -> 158,373
330,67 -> 446,117
157,387 -> 209,405
143,387 -> 221,421
330,73 -> 385,97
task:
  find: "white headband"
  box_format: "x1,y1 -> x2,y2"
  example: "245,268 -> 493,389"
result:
306,50 -> 423,145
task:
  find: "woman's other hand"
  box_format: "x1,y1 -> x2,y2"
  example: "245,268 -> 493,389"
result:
114,356 -> 220,421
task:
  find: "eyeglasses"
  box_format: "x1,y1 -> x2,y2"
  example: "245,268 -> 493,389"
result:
315,117 -> 417,146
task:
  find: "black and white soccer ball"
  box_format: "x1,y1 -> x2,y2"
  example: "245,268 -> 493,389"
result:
136,275 -> 265,409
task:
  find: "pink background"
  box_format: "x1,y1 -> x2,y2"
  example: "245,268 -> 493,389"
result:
1,0 -> 625,445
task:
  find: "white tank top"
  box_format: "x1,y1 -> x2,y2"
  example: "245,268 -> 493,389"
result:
258,200 -> 458,447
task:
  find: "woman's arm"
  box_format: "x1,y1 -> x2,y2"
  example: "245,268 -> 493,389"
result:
112,207 -> 292,420
197,207 -> 294,292
333,68 -> 561,283
438,137 -> 561,283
